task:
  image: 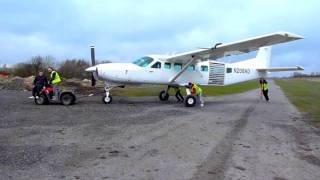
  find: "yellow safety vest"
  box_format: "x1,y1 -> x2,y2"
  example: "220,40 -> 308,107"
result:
263,83 -> 269,91
50,70 -> 62,84
193,84 -> 203,94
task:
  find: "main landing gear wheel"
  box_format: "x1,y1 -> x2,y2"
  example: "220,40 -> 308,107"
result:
159,90 -> 169,101
185,95 -> 196,107
102,95 -> 113,104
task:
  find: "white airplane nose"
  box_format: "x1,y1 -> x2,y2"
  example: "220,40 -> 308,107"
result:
85,66 -> 96,72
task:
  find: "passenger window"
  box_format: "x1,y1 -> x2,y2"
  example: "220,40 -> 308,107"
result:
151,62 -> 161,69
187,65 -> 195,71
164,62 -> 171,69
201,65 -> 208,72
226,68 -> 232,73
174,63 -> 182,71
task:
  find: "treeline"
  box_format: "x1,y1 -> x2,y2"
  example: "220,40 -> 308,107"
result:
1,56 -> 110,79
293,72 -> 320,77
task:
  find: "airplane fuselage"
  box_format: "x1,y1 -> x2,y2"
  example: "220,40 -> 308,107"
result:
93,55 -> 265,86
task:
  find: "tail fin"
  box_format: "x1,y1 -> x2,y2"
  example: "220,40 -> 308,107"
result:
255,46 -> 272,68
255,46 -> 304,73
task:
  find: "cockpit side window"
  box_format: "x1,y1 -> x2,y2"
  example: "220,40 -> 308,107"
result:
151,62 -> 161,69
132,57 -> 154,67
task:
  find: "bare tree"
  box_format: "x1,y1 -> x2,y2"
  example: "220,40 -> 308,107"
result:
58,59 -> 90,79
12,63 -> 33,77
30,55 -> 55,74
12,55 -> 56,77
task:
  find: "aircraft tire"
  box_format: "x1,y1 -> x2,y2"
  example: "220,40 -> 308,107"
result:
159,90 -> 169,101
185,95 -> 196,107
102,95 -> 113,104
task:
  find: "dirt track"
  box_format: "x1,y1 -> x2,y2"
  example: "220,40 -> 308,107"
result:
1,80 -> 320,180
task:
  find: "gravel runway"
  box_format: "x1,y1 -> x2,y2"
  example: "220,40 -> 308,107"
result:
1,80 -> 320,180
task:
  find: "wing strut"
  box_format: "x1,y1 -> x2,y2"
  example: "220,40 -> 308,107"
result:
169,55 -> 202,83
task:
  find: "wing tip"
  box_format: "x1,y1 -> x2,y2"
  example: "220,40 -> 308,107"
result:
296,65 -> 304,70
277,31 -> 304,39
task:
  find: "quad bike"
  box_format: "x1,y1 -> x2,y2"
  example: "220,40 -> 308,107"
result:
34,85 -> 76,106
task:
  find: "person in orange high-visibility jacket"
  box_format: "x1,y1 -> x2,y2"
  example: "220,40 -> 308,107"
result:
189,82 -> 204,107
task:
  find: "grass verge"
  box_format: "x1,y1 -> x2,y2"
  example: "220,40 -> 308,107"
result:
275,78 -> 320,124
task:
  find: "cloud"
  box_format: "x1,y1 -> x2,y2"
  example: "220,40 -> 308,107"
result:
0,0 -> 319,74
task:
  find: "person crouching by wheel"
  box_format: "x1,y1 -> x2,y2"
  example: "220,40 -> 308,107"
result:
48,67 -> 62,100
172,85 -> 184,102
189,82 -> 204,107
32,70 -> 48,98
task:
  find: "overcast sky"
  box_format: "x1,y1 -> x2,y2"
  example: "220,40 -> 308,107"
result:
0,0 -> 319,74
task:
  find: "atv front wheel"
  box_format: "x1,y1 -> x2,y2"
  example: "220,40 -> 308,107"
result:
34,94 -> 48,105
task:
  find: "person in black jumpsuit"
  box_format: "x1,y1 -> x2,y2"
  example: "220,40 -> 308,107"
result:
32,71 -> 48,97
173,86 -> 184,102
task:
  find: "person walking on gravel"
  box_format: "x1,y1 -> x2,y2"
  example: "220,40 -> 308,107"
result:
260,78 -> 269,102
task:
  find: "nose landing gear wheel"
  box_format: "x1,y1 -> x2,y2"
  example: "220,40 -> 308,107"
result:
185,95 -> 196,107
159,90 -> 169,101
102,95 -> 112,104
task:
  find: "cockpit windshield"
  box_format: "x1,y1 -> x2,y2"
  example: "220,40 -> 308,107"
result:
132,56 -> 153,67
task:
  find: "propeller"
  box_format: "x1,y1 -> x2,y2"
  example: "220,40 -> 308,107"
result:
90,45 -> 96,86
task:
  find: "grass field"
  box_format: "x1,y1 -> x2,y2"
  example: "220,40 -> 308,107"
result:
275,78 -> 320,124
112,80 -> 259,96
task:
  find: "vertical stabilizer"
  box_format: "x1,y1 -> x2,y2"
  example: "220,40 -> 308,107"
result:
255,46 -> 272,68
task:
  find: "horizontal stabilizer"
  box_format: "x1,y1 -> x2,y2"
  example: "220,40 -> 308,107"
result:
257,66 -> 304,72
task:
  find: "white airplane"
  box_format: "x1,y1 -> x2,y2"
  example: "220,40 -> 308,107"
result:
86,31 -> 304,106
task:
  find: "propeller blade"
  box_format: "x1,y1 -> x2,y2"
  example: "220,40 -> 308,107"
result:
90,45 -> 96,66
89,46 -> 99,87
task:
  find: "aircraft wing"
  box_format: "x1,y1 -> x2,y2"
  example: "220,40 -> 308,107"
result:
167,31 -> 303,63
257,66 -> 304,72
